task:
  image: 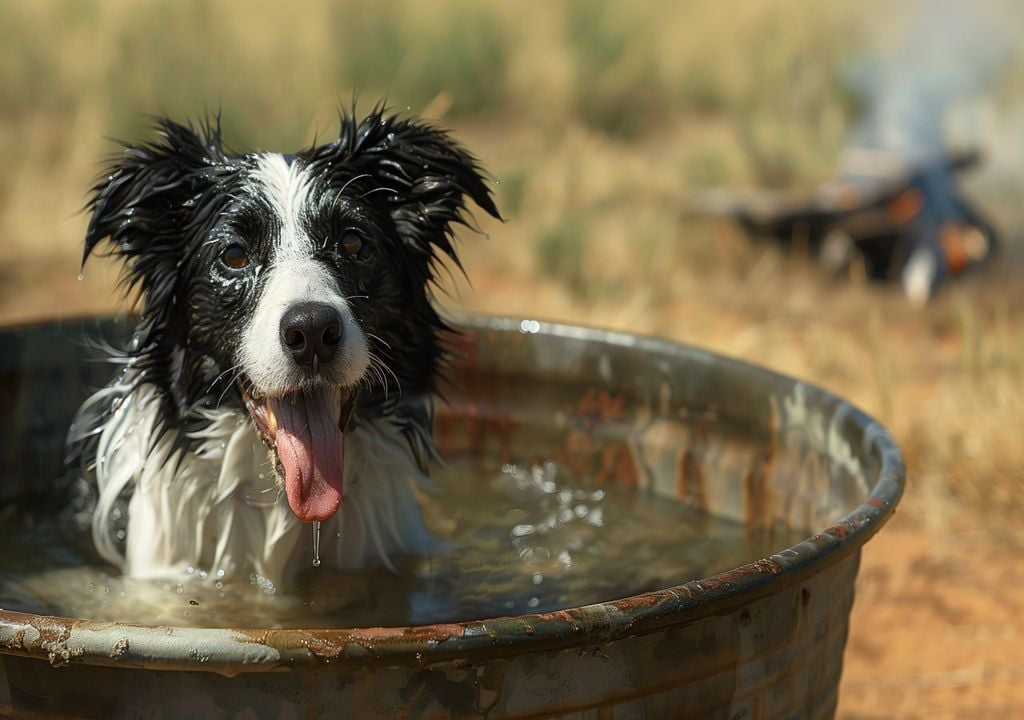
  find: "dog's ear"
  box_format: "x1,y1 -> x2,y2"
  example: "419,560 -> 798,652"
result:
341,110 -> 502,267
84,118 -> 235,292
85,118 -> 238,416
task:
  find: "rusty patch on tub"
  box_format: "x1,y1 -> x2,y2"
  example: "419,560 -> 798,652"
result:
743,447 -> 775,529
675,425 -> 709,511
109,637 -> 129,659
695,558 -> 784,595
257,623 -> 474,662
37,618 -> 83,668
576,388 -> 628,424
0,626 -> 30,652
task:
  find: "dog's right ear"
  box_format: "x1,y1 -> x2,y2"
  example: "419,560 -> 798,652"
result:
84,118 -> 234,284
85,118 -> 240,413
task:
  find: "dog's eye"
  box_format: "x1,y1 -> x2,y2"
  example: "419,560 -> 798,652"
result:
221,244 -> 250,270
338,231 -> 363,256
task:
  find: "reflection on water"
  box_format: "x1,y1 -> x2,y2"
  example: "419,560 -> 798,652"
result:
0,450 -> 808,629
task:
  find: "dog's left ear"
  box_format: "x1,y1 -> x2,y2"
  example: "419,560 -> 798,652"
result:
346,111 -> 502,265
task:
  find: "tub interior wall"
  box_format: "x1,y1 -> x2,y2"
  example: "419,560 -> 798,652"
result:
436,322 -> 879,534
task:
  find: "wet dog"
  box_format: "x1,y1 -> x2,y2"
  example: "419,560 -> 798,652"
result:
68,109 -> 499,583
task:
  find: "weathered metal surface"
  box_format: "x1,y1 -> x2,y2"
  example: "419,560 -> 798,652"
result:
0,315 -> 905,719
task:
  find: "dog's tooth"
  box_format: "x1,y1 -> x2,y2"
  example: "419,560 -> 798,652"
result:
265,402 -> 278,434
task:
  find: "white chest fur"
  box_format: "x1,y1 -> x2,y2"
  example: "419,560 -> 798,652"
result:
80,382 -> 434,584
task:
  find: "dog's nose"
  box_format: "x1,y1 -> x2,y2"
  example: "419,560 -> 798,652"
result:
280,302 -> 343,369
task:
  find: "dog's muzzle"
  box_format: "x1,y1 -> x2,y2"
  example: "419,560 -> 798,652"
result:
239,300 -> 357,523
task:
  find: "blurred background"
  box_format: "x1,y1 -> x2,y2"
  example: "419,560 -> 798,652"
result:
3,1 -> 1024,715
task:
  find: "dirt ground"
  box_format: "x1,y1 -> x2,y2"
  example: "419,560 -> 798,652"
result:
841,514 -> 1024,718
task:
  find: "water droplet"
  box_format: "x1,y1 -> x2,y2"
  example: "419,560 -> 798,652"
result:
532,573 -> 543,585
311,520 -> 321,567
77,273 -> 84,281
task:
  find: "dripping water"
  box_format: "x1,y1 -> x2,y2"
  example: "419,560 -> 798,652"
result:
311,520 -> 321,568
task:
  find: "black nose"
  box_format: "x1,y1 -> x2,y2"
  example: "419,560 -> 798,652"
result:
279,302 -> 343,369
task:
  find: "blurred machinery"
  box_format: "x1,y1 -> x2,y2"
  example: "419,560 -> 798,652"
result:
700,149 -> 999,304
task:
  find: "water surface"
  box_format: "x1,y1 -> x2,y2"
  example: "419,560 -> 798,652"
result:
0,452 -> 808,628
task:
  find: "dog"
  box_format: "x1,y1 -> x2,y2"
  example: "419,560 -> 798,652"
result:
67,108 -> 500,585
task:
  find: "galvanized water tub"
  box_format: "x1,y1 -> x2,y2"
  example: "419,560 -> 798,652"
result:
0,315 -> 903,719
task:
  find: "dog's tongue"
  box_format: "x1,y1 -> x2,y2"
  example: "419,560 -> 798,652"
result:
270,389 -> 343,522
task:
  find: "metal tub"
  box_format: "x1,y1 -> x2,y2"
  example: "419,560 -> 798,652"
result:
0,315 -> 904,719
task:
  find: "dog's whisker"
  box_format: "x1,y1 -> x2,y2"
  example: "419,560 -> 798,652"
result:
358,186 -> 399,200
337,172 -> 372,197
367,352 -> 402,400
214,366 -> 247,408
204,362 -> 245,395
365,332 -> 392,349
364,354 -> 390,400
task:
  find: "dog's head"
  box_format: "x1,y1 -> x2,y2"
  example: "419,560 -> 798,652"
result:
84,109 -> 499,523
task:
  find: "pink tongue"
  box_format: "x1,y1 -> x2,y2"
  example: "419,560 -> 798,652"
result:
270,389 -> 344,522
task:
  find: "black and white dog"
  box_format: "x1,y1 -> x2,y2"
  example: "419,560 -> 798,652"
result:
68,109 -> 499,584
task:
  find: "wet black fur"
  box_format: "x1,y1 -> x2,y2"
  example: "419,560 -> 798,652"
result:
83,108 -> 500,433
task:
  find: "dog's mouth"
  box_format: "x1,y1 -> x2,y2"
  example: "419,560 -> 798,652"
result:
242,384 -> 355,523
